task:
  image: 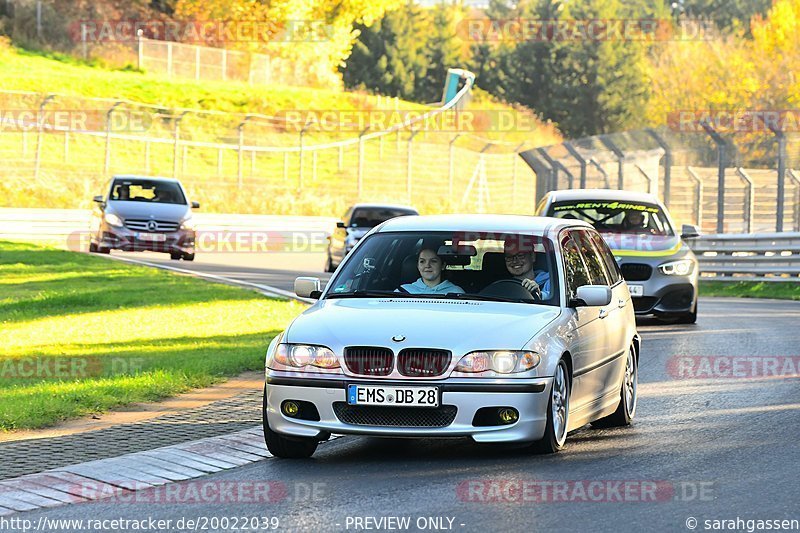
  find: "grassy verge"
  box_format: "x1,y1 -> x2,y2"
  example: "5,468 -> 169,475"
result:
0,240 -> 305,431
699,280 -> 800,301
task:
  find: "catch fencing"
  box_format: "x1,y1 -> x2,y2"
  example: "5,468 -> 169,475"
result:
522,128 -> 800,234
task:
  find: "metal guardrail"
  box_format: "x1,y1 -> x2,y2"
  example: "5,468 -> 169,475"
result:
689,232 -> 800,281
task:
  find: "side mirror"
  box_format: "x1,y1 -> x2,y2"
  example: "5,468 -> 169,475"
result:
572,285 -> 612,307
336,221 -> 346,229
191,201 -> 200,209
681,224 -> 700,239
295,277 -> 322,299
93,195 -> 104,204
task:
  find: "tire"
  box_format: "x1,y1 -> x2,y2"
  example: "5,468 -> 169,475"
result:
170,252 -> 182,261
89,242 -> 98,253
262,386 -> 318,459
675,300 -> 698,324
592,345 -> 638,428
531,359 -> 570,454
182,253 -> 195,262
97,246 -> 110,254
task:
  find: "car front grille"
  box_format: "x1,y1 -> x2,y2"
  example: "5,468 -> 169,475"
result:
344,347 -> 394,376
124,219 -> 181,232
620,263 -> 653,282
397,349 -> 451,377
332,403 -> 457,428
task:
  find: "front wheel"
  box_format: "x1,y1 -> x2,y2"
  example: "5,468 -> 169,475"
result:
262,386 -> 318,459
531,359 -> 570,454
182,253 -> 195,262
592,345 -> 637,428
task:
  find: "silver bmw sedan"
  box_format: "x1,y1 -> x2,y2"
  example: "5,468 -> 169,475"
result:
263,215 -> 639,458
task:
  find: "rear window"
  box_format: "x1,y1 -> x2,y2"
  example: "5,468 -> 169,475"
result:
548,200 -> 674,236
350,207 -> 417,228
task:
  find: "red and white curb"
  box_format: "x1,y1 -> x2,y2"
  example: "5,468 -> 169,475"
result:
0,427 -> 339,515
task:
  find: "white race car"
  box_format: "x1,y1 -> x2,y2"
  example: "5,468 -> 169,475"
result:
263,215 -> 639,457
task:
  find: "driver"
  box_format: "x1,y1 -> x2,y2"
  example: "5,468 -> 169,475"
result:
621,210 -> 647,233
399,248 -> 464,294
504,235 -> 551,299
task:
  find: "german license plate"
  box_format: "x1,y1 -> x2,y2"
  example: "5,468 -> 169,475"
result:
347,384 -> 439,407
137,232 -> 166,242
629,284 -> 644,297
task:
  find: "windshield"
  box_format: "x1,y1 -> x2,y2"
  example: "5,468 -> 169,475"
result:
548,200 -> 674,236
110,179 -> 187,205
325,231 -> 560,306
350,207 -> 417,228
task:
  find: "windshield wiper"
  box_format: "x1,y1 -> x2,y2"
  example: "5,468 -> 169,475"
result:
326,290 -> 420,299
446,293 -> 534,304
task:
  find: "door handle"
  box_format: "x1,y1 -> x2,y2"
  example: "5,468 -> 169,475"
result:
599,309 -> 608,319
618,298 -> 626,309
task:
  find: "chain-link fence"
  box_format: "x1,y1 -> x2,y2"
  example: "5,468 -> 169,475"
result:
522,128 -> 800,234
0,79 -> 539,217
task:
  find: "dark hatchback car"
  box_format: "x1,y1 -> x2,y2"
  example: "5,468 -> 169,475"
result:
326,204 -> 418,272
89,176 -> 199,261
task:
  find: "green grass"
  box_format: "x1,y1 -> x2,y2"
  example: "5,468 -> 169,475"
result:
699,280 -> 800,301
0,240 -> 306,431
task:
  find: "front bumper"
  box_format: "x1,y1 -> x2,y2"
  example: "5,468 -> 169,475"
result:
264,374 -> 553,443
95,224 -> 195,254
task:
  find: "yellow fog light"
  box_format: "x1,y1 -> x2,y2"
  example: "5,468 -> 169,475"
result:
282,401 -> 300,417
498,408 -> 518,424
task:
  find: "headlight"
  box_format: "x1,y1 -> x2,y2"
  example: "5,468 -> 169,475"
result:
271,344 -> 340,369
658,259 -> 694,276
454,351 -> 540,374
104,213 -> 124,227
180,217 -> 195,231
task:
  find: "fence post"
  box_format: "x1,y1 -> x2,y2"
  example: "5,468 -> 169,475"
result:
563,142 -> 587,188
358,127 -> 369,198
298,123 -> 310,190
407,130 -> 419,200
635,164 -> 654,194
588,158 -> 610,188
788,169 -> 800,232
699,120 -> 727,233
736,168 -> 754,234
237,117 -> 250,189
511,142 -> 526,210
173,111 -> 188,179
646,129 -> 672,207
104,102 -> 123,174
34,94 -> 55,181
137,30 -> 144,70
35,0 -> 42,39
599,137 -> 625,189
686,166 -> 704,228
767,124 -> 786,232
537,148 -> 559,192
448,134 -> 462,199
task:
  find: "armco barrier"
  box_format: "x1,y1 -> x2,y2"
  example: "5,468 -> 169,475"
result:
689,232 -> 800,281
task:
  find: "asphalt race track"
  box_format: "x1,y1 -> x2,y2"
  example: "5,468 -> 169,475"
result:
12,250 -> 800,533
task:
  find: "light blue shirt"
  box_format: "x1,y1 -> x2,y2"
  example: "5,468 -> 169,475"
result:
399,279 -> 465,294
523,270 -> 551,299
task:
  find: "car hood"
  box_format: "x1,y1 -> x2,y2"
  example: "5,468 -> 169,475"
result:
107,201 -> 190,221
285,297 -> 560,353
599,233 -> 685,258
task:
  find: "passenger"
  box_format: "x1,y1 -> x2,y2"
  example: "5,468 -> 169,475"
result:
504,236 -> 551,299
399,248 -> 464,294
